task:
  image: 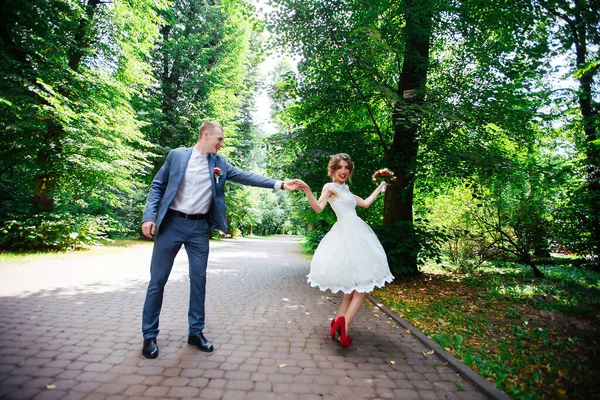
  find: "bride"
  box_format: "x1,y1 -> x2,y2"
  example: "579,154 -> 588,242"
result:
297,153 -> 393,347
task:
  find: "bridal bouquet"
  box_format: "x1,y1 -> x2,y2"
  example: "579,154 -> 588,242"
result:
372,168 -> 395,192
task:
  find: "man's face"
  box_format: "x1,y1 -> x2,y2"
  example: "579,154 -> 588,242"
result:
205,129 -> 224,154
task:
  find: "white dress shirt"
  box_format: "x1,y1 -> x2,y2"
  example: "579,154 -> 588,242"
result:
170,147 -> 285,216
170,147 -> 212,215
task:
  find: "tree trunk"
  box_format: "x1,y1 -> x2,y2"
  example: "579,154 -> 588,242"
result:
383,0 -> 432,275
575,35 -> 600,264
539,0 -> 600,264
31,122 -> 62,211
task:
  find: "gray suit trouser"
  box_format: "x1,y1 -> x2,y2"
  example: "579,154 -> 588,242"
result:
142,212 -> 210,339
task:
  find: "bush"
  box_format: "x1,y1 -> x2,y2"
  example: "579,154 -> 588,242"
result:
0,212 -> 120,251
230,228 -> 242,238
303,224 -> 330,253
375,220 -> 448,276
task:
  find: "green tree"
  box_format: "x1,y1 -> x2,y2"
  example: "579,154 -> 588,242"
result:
0,0 -> 166,249
266,0 -> 559,275
537,0 -> 600,263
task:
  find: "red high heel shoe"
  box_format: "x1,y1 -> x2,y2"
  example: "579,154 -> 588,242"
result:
337,317 -> 353,348
330,317 -> 341,340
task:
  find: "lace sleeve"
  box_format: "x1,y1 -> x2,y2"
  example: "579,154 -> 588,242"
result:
322,183 -> 338,202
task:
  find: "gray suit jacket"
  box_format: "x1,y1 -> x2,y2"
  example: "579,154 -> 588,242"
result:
142,147 -> 277,234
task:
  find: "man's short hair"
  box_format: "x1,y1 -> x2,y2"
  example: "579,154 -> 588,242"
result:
198,121 -> 224,138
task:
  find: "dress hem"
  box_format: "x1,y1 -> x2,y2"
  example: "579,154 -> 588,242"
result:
307,275 -> 394,294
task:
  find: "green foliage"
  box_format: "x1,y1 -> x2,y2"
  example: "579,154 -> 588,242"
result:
0,213 -> 120,251
302,223 -> 329,253
375,220 -> 448,276
0,0 -> 166,247
140,0 -> 264,169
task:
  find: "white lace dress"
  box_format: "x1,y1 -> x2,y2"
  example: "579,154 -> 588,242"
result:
307,183 -> 394,294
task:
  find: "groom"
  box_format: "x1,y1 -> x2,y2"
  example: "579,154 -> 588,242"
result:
140,121 -> 298,358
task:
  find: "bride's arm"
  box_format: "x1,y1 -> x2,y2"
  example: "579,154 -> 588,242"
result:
355,182 -> 386,208
298,181 -> 334,213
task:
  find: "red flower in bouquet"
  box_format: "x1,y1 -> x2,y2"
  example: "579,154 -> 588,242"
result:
372,168 -> 395,192
214,167 -> 223,183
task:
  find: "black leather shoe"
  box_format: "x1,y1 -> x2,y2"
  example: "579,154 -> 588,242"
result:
188,333 -> 214,352
142,338 -> 158,359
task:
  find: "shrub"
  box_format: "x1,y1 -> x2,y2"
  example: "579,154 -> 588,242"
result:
375,220 -> 448,276
0,212 -> 120,251
303,224 -> 329,253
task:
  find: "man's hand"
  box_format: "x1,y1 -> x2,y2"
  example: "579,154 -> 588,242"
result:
142,221 -> 156,238
295,179 -> 310,192
283,179 -> 302,191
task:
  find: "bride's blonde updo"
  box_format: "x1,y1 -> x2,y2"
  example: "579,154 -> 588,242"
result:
327,153 -> 354,181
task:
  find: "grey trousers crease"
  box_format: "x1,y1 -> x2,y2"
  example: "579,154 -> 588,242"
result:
142,213 -> 210,339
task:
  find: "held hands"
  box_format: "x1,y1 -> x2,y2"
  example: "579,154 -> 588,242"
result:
296,179 -> 338,198
142,221 -> 156,238
295,179 -> 308,192
295,179 -> 311,193
283,179 -> 304,191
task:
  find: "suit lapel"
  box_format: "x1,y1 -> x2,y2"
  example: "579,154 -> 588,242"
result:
208,154 -> 218,199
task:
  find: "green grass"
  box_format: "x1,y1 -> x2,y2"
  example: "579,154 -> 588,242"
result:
373,261 -> 600,400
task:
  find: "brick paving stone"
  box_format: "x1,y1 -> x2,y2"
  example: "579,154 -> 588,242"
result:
167,386 -> 199,398
0,236 -> 496,400
51,379 -> 79,391
418,389 -> 446,400
94,383 -> 128,395
4,387 -> 43,399
121,384 -> 147,396
226,379 -> 253,390
203,369 -> 225,379
72,382 -> 101,393
392,388 -> 421,399
82,394 -> 106,400
222,390 -> 246,400
141,386 -> 169,397
208,379 -> 227,389
188,377 -> 209,387
21,377 -> 53,388
246,392 -> 276,400
375,387 -> 395,399
460,390 -> 492,399
198,388 -> 224,399
1,375 -> 32,386
32,389 -> 69,400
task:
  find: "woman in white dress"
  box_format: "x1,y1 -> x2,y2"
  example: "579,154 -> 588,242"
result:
297,153 -> 394,347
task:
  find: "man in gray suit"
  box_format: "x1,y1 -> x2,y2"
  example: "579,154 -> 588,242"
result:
140,121 -> 298,358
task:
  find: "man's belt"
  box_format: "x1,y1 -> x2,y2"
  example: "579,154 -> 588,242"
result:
168,209 -> 208,220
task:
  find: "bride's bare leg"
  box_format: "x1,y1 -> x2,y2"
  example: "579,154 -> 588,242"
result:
336,293 -> 353,319
343,291 -> 367,333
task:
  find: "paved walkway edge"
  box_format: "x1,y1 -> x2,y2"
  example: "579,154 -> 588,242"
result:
367,294 -> 512,400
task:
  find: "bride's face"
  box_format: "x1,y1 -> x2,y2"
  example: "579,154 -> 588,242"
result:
333,160 -> 351,184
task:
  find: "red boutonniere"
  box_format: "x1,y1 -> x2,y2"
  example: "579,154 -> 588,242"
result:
214,167 -> 223,183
